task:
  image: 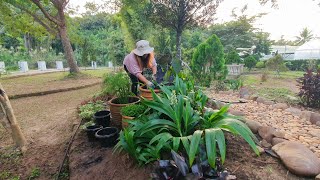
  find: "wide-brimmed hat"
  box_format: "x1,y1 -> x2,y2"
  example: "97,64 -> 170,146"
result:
133,40 -> 154,56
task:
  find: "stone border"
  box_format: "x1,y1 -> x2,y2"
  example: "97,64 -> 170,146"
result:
8,82 -> 100,100
208,89 -> 320,177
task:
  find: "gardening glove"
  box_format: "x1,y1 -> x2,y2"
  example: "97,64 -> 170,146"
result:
152,74 -> 157,81
146,81 -> 155,89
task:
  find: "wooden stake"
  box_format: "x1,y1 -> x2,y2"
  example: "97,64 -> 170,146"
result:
0,83 -> 27,150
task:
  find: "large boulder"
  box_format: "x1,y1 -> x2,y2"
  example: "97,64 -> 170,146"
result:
245,120 -> 262,134
272,141 -> 320,177
310,112 -> 320,125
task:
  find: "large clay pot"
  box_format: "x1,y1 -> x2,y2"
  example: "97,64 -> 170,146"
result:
139,85 -> 161,100
121,115 -> 135,128
108,96 -> 140,128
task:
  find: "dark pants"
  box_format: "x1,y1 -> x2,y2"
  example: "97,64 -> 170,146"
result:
124,65 -> 142,95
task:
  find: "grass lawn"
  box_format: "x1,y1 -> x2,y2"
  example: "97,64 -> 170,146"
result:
0,68 -> 113,96
241,69 -> 304,104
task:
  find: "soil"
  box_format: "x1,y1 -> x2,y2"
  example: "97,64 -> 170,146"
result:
0,84 -> 101,179
68,130 -> 152,180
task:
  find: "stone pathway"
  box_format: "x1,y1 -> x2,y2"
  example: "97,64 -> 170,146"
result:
206,90 -> 320,158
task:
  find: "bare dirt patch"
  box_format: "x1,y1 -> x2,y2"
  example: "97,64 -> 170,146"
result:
0,85 -> 101,179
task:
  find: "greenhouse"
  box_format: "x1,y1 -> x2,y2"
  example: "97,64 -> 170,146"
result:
294,39 -> 320,60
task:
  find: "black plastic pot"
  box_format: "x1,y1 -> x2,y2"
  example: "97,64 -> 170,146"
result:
95,127 -> 119,147
94,110 -> 110,127
85,124 -> 103,142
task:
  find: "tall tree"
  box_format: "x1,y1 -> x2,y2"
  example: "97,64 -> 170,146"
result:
2,0 -> 79,73
150,0 -> 222,62
295,27 -> 313,45
191,34 -> 227,86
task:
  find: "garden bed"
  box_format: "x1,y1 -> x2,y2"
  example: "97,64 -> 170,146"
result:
68,130 -> 312,179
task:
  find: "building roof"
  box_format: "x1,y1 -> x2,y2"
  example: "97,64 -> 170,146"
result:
271,45 -> 299,54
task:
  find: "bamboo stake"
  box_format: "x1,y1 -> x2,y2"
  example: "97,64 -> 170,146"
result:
0,83 -> 27,150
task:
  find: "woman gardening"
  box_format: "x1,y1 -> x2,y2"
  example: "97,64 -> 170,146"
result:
123,40 -> 157,95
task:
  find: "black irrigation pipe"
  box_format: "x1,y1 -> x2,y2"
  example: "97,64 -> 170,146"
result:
210,98 -> 248,104
55,117 -> 83,180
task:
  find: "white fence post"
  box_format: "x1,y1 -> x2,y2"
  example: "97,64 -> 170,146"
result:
19,61 -> 29,72
37,61 -> 47,71
0,62 -> 5,73
56,61 -> 63,70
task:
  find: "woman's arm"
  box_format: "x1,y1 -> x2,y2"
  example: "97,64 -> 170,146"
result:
136,73 -> 149,84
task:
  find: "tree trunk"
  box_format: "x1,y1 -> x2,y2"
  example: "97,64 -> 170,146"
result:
0,84 -> 27,150
23,33 -> 32,52
59,26 -> 79,73
57,5 -> 79,73
176,29 -> 182,61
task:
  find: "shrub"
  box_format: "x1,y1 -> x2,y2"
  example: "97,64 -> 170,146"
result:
78,100 -> 105,120
266,55 -> 288,76
256,61 -> 265,68
225,79 -> 243,91
191,34 -> 227,87
120,104 -> 147,117
244,55 -> 257,71
225,50 -> 241,64
261,71 -> 269,82
102,71 -> 133,103
297,69 -> 320,108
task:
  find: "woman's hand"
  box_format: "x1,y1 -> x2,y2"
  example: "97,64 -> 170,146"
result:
146,81 -> 155,88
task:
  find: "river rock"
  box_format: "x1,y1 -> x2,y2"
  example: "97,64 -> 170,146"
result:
308,129 -> 320,138
261,139 -> 272,148
258,126 -> 276,143
285,107 -> 302,116
256,97 -> 265,104
245,120 -> 262,134
273,103 -> 288,110
272,138 -> 288,146
263,100 -> 274,105
239,87 -> 250,98
249,95 -> 259,101
300,111 -> 312,121
272,141 -> 320,176
310,112 -> 320,125
228,109 -> 246,116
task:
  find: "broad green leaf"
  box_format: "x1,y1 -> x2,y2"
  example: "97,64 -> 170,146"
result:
205,129 -> 217,168
188,130 -> 203,167
172,137 -> 180,152
215,129 -> 226,164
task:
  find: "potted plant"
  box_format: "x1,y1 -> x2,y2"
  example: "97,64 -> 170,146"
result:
120,104 -> 147,128
103,71 -> 140,127
138,83 -> 162,100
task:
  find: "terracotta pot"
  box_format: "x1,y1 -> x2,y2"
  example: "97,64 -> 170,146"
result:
108,96 -> 140,128
121,115 -> 135,128
139,85 -> 161,100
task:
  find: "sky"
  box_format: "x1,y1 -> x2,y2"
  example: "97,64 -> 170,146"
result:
69,0 -> 320,41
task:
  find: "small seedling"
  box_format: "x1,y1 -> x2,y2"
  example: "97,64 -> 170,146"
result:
28,167 -> 40,180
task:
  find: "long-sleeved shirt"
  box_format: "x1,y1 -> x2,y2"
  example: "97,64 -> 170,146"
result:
123,52 -> 157,77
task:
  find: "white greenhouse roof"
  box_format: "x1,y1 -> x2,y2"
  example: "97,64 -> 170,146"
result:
294,39 -> 320,60
271,45 -> 298,54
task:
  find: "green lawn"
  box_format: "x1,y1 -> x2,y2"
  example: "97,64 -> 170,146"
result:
241,70 -> 303,104
0,68 -> 112,86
